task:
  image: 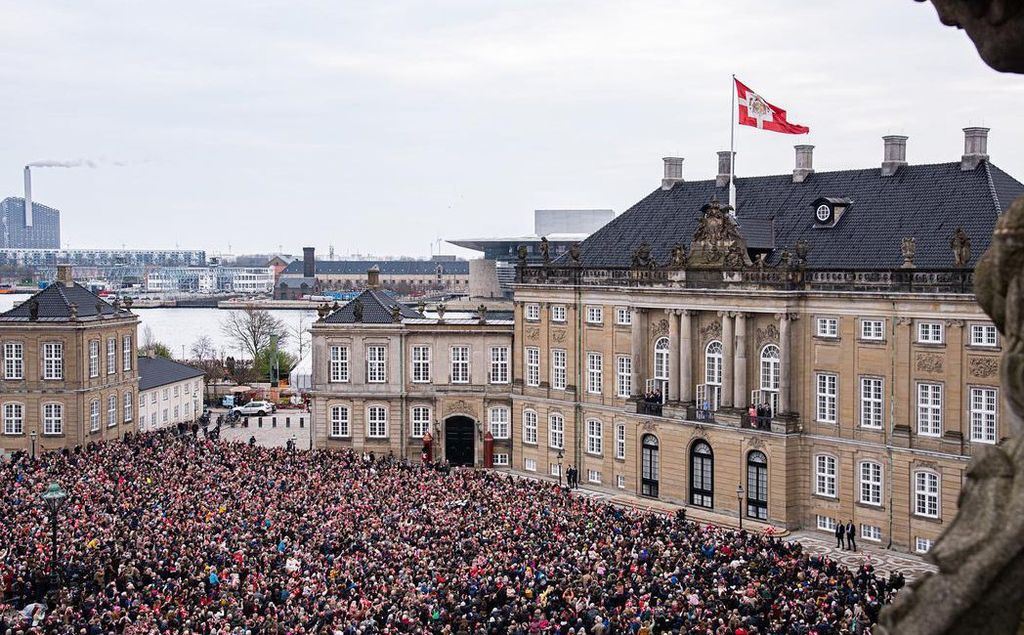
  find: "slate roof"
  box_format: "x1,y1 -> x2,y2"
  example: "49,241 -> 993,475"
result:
278,277 -> 318,288
137,356 -> 205,392
0,282 -> 130,322
321,289 -> 422,324
569,161 -> 1023,269
283,260 -> 470,276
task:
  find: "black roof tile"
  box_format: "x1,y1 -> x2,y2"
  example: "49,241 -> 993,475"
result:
137,356 -> 205,392
0,282 -> 129,322
321,289 -> 421,324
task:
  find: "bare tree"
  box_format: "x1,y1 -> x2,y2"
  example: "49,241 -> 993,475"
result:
292,312 -> 312,361
142,325 -> 155,350
220,307 -> 287,359
190,335 -> 216,361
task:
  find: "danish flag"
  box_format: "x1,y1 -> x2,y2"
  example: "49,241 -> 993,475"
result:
735,78 -> 809,135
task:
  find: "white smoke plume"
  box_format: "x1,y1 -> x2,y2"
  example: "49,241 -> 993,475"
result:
26,159 -> 97,168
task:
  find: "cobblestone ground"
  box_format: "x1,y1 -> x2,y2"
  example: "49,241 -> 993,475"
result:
210,409 -> 312,448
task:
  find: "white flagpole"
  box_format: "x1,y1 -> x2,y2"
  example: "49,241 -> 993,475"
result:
729,74 -> 737,215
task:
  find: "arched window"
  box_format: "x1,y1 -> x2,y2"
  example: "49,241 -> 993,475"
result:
701,341 -> 723,411
641,434 -> 660,497
654,337 -> 671,381
759,345 -> 780,416
746,451 -> 768,520
690,441 -> 714,508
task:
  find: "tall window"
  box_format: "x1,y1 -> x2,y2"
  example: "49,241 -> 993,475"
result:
548,413 -> 564,449
523,409 -> 538,444
704,341 -> 723,411
90,399 -> 100,431
690,441 -> 714,508
586,418 -> 602,454
329,406 -> 350,437
970,387 -> 998,443
123,392 -> 133,422
411,346 -> 431,383
860,377 -> 884,429
816,373 -> 838,423
641,434 -> 659,497
489,407 -> 509,439
43,403 -> 63,435
411,406 -> 431,438
450,346 -> 469,384
551,349 -> 567,390
122,336 -> 133,371
88,340 -> 99,378
43,343 -> 64,380
747,451 -> 768,520
329,346 -> 349,383
367,346 -> 387,383
616,356 -> 632,398
490,347 -> 510,384
815,454 -> 837,497
654,337 -> 670,386
106,337 -> 117,375
4,342 -> 23,380
3,403 -> 23,434
615,423 -> 626,459
107,395 -> 117,427
586,352 -> 602,394
860,461 -> 882,505
367,406 -> 388,438
917,383 -> 943,436
917,322 -> 944,343
525,347 -> 540,387
759,345 -> 780,415
914,471 -> 940,518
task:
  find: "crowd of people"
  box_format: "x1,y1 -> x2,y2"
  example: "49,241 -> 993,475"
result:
0,432 -> 903,634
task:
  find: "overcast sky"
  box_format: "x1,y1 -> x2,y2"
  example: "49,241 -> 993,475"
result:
1,1 -> 1021,259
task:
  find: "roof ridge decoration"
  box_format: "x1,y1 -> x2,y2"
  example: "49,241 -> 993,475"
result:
688,197 -> 753,269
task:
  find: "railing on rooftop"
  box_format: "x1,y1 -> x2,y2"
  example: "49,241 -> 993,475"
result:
636,400 -> 663,417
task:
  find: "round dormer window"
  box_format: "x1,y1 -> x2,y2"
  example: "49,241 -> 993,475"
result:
815,204 -> 832,223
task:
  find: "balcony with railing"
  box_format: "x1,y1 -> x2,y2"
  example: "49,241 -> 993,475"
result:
627,397 -> 800,433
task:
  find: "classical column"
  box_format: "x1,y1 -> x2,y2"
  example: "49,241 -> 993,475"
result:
733,312 -> 748,408
667,309 -> 680,401
630,308 -> 644,396
721,311 -> 735,408
778,313 -> 791,414
680,310 -> 694,402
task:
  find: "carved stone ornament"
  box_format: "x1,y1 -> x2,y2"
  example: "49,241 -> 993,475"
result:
442,399 -> 478,420
756,323 -> 780,348
516,244 -> 528,262
539,237 -> 551,264
631,242 -> 656,269
551,329 -> 567,343
968,356 -> 1000,379
569,243 -> 582,264
525,326 -> 540,340
670,243 -> 688,269
651,318 -> 669,338
901,236 -> 917,268
689,197 -> 753,269
699,321 -> 722,343
641,419 -> 657,433
915,352 -> 945,374
352,298 -> 364,322
951,227 -> 972,267
747,435 -> 766,451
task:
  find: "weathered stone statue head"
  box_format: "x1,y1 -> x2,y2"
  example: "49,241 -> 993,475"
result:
917,0 -> 1024,72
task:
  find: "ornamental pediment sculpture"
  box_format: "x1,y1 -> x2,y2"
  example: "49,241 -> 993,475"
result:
689,197 -> 753,269
756,324 -> 780,348
651,318 -> 669,338
442,399 -> 478,420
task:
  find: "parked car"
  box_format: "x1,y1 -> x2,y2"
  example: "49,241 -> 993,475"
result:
231,400 -> 276,417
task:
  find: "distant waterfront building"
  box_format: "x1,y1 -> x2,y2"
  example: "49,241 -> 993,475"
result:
137,356 -> 205,432
144,266 -> 274,294
0,197 -> 60,249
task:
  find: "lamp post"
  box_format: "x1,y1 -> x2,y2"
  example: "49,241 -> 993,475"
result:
40,482 -> 67,596
556,449 -> 565,488
736,484 -> 745,530
29,430 -> 37,460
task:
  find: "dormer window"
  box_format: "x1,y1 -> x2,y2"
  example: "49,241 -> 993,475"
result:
812,197 -> 852,228
815,204 -> 832,223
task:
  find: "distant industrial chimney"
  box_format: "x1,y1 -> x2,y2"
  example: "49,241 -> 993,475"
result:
303,247 -> 315,278
881,135 -> 908,177
661,157 -> 683,190
961,127 -> 990,171
56,264 -> 73,287
793,145 -> 814,183
716,151 -> 734,188
23,166 -> 32,227
367,265 -> 380,289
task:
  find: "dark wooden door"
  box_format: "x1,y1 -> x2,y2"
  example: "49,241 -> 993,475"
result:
445,416 -> 476,467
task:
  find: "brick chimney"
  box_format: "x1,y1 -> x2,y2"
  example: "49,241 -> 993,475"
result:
793,145 -> 814,183
661,157 -> 683,190
881,135 -> 908,177
56,264 -> 74,287
302,247 -> 315,278
961,127 -> 990,171
716,151 -> 734,188
367,265 -> 380,289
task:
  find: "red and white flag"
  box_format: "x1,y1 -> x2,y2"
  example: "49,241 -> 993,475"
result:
735,78 -> 809,135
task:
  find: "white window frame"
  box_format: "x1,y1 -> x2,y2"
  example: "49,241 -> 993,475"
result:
90,399 -> 100,432
488,406 -> 509,439
585,305 -> 603,324
616,355 -> 632,398
525,347 -> 540,387
816,317 -> 839,338
586,352 -> 602,395
493,453 -> 510,467
551,349 -> 567,390
123,392 -> 133,423
914,470 -> 940,518
43,402 -> 63,435
970,386 -> 998,444
917,321 -> 944,344
860,376 -> 884,429
917,382 -> 943,437
550,463 -> 562,477
550,305 -> 566,323
329,405 -> 350,438
816,515 -> 836,531
411,406 -> 431,438
411,346 -> 431,383
366,405 -> 388,438
615,423 -> 625,460
122,336 -> 133,371
366,345 -> 387,384
970,323 -> 998,347
329,346 -> 350,383
450,346 -> 470,384
548,413 -> 564,449
915,537 -> 934,554
3,402 -> 24,435
489,347 -> 510,384
4,342 -> 23,380
861,525 -> 882,542
615,307 -> 632,326
88,340 -> 99,378
106,337 -> 117,375
860,319 -> 884,341
522,409 -> 538,444
524,458 -> 537,472
587,469 -> 601,484
43,342 -> 63,380
108,394 -> 117,427
704,341 -> 723,411
859,461 -> 882,506
616,475 -> 626,489
814,454 -> 837,498
525,303 -> 540,321
816,373 -> 838,423
586,418 -> 602,455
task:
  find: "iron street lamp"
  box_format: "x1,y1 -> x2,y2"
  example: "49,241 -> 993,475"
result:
29,430 -> 37,460
556,449 -> 565,488
736,484 -> 745,530
40,482 -> 68,596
